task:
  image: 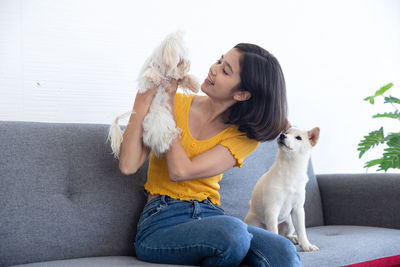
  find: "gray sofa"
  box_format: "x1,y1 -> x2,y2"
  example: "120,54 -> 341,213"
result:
1,121 -> 399,267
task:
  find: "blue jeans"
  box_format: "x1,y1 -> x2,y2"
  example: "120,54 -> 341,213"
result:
135,195 -> 301,267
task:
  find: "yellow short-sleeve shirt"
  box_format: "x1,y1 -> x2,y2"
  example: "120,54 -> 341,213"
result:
144,93 -> 259,205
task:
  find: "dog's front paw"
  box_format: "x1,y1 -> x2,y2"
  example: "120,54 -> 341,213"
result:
300,242 -> 319,252
286,235 -> 298,245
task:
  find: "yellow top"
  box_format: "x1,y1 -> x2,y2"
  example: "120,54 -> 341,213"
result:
144,93 -> 260,205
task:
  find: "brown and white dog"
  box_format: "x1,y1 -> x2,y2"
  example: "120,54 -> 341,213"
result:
244,126 -> 320,252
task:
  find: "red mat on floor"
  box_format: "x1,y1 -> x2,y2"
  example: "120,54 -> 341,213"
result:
343,254 -> 400,267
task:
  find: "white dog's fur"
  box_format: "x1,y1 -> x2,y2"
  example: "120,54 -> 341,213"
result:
244,126 -> 320,252
107,31 -> 199,159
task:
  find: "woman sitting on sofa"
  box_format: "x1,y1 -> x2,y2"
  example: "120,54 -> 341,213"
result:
119,43 -> 300,267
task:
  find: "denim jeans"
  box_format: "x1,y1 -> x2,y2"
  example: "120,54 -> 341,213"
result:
135,195 -> 301,267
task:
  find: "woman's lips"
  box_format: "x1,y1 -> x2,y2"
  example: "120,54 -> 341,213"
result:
205,76 -> 214,85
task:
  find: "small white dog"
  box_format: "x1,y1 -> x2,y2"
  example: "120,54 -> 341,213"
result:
107,31 -> 199,158
244,126 -> 320,252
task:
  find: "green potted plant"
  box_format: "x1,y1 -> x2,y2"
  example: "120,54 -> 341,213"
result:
358,83 -> 400,172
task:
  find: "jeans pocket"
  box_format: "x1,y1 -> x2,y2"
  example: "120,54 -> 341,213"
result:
204,199 -> 225,214
137,203 -> 166,229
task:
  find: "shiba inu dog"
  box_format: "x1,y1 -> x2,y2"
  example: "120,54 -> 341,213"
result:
244,126 -> 320,252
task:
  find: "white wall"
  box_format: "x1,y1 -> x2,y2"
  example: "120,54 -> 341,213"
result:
1,0 -> 399,174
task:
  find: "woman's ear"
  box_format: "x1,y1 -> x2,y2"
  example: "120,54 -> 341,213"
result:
233,90 -> 251,102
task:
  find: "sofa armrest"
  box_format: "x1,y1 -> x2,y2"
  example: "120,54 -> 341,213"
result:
317,173 -> 400,229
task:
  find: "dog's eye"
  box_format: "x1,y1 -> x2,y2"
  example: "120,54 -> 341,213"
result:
296,136 -> 302,140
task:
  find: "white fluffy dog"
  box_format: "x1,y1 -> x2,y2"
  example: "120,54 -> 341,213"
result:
244,126 -> 320,252
107,31 -> 199,159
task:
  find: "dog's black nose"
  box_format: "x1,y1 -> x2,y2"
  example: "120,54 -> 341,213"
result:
279,134 -> 286,140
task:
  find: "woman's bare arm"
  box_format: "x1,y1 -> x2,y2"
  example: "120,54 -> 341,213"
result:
166,139 -> 237,181
119,86 -> 158,175
162,79 -> 237,181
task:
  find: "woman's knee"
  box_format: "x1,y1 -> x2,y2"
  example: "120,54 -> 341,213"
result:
276,236 -> 301,266
246,226 -> 300,266
206,216 -> 252,265
221,216 -> 252,246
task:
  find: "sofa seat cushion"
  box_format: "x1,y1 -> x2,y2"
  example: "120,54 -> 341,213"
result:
299,225 -> 400,267
10,256 -> 194,267
12,226 -> 400,267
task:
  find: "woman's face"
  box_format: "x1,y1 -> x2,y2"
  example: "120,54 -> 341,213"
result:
201,48 -> 242,101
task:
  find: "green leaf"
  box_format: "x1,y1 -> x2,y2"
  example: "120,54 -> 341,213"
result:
384,96 -> 400,104
378,146 -> 400,172
363,96 -> 375,104
364,158 -> 382,168
388,132 -> 400,140
357,127 -> 385,158
386,133 -> 400,149
371,133 -> 400,172
374,83 -> 393,97
363,83 -> 394,104
359,83 -> 399,172
372,111 -> 400,120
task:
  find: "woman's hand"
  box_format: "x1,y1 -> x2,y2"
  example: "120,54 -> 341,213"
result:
119,78 -> 179,175
133,85 -> 158,117
161,78 -> 179,115
161,78 -> 179,96
162,59 -> 183,96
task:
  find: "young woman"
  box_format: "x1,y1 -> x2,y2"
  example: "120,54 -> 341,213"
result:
119,43 -> 300,267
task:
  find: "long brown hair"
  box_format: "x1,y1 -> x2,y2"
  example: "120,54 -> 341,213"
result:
226,43 -> 288,141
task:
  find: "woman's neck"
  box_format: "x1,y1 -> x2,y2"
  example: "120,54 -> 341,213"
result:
198,96 -> 234,125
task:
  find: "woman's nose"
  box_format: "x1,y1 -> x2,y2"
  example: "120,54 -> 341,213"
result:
210,67 -> 216,76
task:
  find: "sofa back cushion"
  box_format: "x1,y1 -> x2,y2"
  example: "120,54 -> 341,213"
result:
0,121 -> 147,266
0,121 -> 324,266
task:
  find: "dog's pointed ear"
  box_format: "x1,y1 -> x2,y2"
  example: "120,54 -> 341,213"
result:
308,127 -> 320,147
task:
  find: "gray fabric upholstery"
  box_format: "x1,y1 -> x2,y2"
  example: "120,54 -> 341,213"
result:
1,121 -> 399,267
0,122 -> 147,266
317,174 -> 400,229
11,256 -> 193,267
300,225 -> 400,267
11,226 -> 400,267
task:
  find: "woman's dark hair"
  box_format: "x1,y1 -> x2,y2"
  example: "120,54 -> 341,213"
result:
226,43 -> 288,142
